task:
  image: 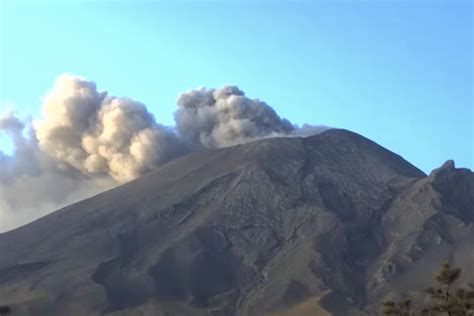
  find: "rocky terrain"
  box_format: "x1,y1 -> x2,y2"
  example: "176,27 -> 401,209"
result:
0,129 -> 472,315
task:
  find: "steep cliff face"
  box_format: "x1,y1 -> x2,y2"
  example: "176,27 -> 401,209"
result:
0,129 -> 472,316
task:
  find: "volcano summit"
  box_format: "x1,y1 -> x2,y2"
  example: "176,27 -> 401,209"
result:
0,129 -> 472,315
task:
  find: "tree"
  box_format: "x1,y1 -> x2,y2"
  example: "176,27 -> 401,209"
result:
423,263 -> 474,316
381,299 -> 414,316
381,263 -> 474,316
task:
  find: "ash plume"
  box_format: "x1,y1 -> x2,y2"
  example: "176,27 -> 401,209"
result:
0,112 -> 115,231
0,74 -> 328,232
175,86 -> 295,148
34,75 -> 185,182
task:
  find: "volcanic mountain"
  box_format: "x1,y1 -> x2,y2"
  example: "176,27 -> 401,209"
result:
0,129 -> 473,315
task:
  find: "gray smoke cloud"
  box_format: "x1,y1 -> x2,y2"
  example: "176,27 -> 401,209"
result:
175,86 -> 296,148
0,112 -> 115,231
34,74 -> 185,182
0,74 -> 328,232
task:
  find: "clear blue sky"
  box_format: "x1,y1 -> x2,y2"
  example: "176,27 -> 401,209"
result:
0,0 -> 472,173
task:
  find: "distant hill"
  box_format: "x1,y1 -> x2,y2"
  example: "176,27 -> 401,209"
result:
0,129 -> 472,315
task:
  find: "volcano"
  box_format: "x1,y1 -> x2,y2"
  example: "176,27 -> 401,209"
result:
0,129 -> 473,315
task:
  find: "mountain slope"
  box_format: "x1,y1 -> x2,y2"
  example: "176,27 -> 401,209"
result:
0,129 -> 472,315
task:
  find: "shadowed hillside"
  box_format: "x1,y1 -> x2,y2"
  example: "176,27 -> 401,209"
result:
0,129 -> 472,315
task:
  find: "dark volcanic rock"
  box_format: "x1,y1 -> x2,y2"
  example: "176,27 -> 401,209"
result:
0,129 -> 472,316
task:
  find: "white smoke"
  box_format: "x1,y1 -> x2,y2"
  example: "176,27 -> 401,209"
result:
0,75 -> 328,232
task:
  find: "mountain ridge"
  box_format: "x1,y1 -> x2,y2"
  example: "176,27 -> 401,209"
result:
0,129 -> 472,316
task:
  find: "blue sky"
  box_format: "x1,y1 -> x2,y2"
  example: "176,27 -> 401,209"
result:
0,0 -> 472,173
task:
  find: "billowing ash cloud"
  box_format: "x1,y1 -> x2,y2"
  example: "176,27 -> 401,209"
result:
0,113 -> 39,181
0,112 -> 115,231
0,74 -> 328,232
34,75 -> 185,182
175,86 -> 295,148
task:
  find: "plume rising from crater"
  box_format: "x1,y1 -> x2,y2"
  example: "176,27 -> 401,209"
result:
0,74 -> 327,231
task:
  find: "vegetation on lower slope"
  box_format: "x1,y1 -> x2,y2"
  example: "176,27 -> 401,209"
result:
382,264 -> 474,316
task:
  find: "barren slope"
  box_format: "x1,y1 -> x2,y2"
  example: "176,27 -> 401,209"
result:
0,129 -> 472,315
